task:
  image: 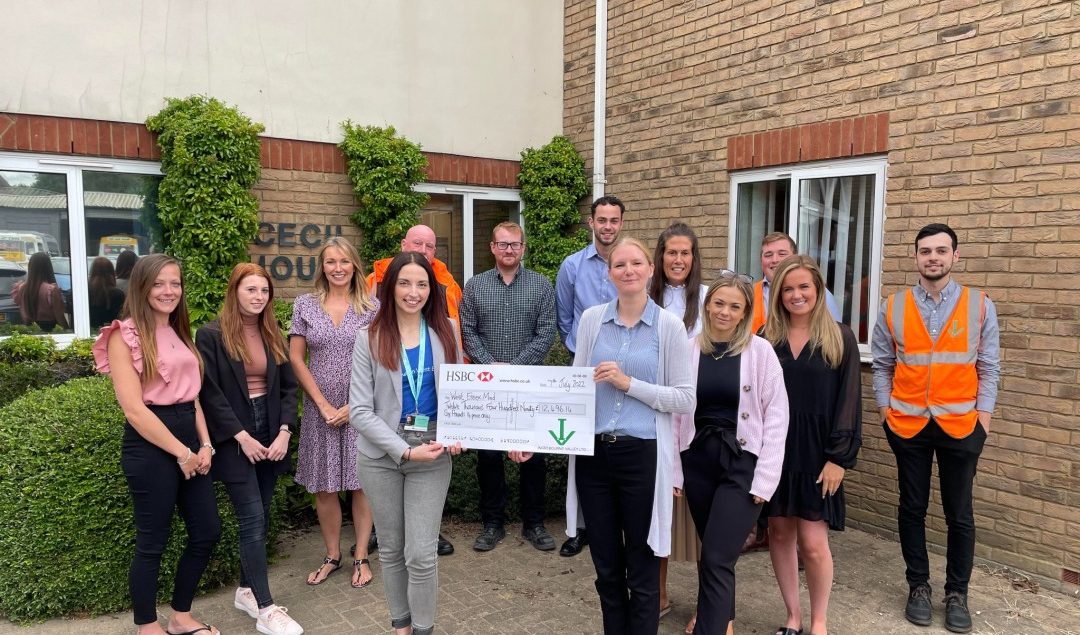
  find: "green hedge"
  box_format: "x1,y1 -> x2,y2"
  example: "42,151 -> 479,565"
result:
0,335 -> 97,408
0,376 -> 289,623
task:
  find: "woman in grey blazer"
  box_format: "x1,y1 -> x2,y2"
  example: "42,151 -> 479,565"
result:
349,252 -> 463,635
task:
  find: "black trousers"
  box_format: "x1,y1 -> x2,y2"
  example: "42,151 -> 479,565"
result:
121,403 -> 222,625
477,449 -> 546,527
681,429 -> 761,634
576,436 -> 659,635
885,419 -> 986,595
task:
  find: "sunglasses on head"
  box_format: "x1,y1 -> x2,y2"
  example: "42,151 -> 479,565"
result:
718,269 -> 753,284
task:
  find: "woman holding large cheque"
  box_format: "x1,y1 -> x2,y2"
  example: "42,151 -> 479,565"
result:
349,252 -> 464,635
557,235 -> 695,635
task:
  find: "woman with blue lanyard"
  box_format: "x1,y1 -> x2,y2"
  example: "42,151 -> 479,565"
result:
349,251 -> 464,635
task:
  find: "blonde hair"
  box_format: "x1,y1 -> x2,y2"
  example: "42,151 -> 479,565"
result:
607,235 -> 653,268
762,255 -> 844,368
697,274 -> 755,357
314,237 -> 376,314
121,254 -> 202,383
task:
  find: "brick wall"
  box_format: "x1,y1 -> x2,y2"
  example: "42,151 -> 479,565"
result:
564,0 -> 1080,590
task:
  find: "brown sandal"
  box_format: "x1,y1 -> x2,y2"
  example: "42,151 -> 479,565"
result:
306,555 -> 342,585
352,558 -> 373,588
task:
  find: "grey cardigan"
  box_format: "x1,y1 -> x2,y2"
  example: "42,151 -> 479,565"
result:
349,323 -> 462,464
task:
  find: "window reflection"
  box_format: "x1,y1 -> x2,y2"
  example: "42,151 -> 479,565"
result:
81,171 -> 160,333
0,170 -> 72,334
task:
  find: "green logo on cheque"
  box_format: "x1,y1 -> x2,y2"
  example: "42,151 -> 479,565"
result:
549,418 -> 575,446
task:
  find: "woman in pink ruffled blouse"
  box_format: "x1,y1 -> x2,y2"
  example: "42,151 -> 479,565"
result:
93,254 -> 222,635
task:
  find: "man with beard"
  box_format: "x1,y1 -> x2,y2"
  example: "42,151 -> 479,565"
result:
872,223 -> 999,634
554,195 -> 625,557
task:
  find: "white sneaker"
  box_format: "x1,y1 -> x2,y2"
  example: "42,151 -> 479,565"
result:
257,605 -> 304,635
234,586 -> 258,619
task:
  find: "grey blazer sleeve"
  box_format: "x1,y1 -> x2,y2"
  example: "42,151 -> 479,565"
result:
349,328 -> 410,464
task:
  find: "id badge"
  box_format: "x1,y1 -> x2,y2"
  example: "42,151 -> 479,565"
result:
404,414 -> 430,432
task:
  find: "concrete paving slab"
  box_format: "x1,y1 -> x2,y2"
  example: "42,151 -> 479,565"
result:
1,520 -> 1077,634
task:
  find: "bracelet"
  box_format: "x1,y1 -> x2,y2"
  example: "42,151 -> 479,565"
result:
402,447 -> 412,464
279,425 -> 292,435
177,449 -> 194,466
200,442 -> 216,457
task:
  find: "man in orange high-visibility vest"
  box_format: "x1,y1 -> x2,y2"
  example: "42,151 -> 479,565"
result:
871,223 -> 999,634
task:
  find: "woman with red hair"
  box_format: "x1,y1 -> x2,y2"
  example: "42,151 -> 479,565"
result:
196,263 -> 303,635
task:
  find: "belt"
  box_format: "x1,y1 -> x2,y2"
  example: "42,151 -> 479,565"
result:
596,432 -> 650,444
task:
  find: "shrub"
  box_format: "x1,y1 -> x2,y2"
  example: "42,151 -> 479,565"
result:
0,376 -> 288,622
339,123 -> 429,265
0,338 -> 97,407
518,135 -> 590,282
146,95 -> 265,325
443,452 -> 569,523
0,332 -> 55,362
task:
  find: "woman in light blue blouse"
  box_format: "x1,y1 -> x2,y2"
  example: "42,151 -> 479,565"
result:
564,236 -> 696,635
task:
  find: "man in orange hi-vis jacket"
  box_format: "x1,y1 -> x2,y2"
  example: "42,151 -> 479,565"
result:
872,223 -> 999,634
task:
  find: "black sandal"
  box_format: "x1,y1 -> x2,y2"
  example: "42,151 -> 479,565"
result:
165,624 -> 218,635
306,555 -> 342,586
775,628 -> 803,635
352,558 -> 373,588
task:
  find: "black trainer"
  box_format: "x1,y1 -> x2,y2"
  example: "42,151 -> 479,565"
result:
522,525 -> 556,551
944,592 -> 972,633
905,583 -> 932,626
437,533 -> 455,556
472,524 -> 506,552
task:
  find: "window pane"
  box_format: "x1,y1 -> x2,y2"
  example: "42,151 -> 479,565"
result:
420,193 -> 464,283
0,170 -> 73,334
734,179 -> 789,279
472,199 -> 520,277
82,171 -> 161,331
797,174 -> 875,342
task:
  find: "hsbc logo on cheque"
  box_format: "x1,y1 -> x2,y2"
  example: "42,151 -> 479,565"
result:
446,370 -> 495,382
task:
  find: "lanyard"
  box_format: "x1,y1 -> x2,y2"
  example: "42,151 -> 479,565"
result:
400,317 -> 427,414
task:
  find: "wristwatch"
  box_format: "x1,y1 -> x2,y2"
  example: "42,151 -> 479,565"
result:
200,442 -> 216,456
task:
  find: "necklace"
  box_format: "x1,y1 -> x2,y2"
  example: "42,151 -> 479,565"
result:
710,341 -> 730,360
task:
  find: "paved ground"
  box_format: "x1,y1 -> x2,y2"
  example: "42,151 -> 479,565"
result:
2,520 -> 1078,634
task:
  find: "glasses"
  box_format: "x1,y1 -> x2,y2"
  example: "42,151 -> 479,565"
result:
718,269 -> 753,284
493,241 -> 524,251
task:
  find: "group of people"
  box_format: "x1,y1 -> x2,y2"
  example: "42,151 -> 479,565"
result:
90,190 -> 998,635
12,248 -> 138,331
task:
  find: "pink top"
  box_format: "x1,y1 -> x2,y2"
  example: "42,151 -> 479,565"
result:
673,335 -> 790,501
93,318 -> 202,405
241,318 -> 268,397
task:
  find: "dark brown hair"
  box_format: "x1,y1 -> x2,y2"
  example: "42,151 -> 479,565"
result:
648,222 -> 702,333
367,252 -> 458,371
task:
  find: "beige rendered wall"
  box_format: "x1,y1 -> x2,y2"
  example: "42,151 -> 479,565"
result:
0,0 -> 562,159
565,0 -> 1080,592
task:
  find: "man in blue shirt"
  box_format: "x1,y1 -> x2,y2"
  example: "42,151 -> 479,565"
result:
554,195 -> 625,557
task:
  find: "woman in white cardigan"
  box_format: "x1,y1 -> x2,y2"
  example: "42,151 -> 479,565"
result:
672,272 -> 789,635
560,236 -> 695,635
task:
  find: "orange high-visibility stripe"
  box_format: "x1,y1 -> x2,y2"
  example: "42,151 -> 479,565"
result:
751,280 -> 767,333
885,287 -> 984,439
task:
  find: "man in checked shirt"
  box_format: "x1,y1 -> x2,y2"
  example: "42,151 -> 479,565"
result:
460,221 -> 558,552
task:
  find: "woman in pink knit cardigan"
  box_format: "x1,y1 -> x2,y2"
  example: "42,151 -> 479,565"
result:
672,271 -> 789,635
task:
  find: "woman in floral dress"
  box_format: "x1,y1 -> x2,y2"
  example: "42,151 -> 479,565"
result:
290,237 -> 380,589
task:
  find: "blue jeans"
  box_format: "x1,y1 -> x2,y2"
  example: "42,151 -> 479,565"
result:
223,394 -> 279,608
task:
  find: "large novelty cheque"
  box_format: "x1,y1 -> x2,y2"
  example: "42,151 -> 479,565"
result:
436,364 -> 595,456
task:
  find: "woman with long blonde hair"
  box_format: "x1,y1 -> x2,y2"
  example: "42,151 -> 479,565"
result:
289,237 -> 380,589
196,263 -> 303,635
762,255 -> 862,635
92,253 -> 221,635
672,271 -> 789,635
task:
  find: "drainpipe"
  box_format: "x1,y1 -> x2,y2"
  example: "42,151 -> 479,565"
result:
592,0 -> 608,200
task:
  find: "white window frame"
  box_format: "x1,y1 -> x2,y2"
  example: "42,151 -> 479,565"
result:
727,156 -> 887,359
413,183 -> 523,282
0,151 -> 162,344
